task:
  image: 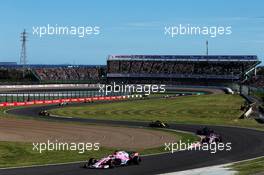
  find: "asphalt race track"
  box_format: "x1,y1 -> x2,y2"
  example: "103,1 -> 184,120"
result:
2,103 -> 264,175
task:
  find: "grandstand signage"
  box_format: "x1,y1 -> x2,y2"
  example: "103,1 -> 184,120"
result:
107,73 -> 240,80
108,55 -> 259,62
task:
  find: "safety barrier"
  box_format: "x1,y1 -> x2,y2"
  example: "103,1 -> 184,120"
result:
0,94 -> 142,107
0,84 -> 98,89
243,107 -> 253,118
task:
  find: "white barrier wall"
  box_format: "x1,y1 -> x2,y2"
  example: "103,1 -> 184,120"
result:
0,94 -> 143,107
244,107 -> 253,118
0,84 -> 99,89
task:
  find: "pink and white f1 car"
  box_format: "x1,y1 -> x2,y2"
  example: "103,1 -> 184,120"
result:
197,127 -> 222,144
201,133 -> 222,144
82,151 -> 141,169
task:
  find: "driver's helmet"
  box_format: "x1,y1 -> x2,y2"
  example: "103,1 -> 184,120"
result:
113,150 -> 119,155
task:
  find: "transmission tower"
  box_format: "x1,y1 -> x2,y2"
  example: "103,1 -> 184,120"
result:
206,40 -> 208,55
20,29 -> 27,66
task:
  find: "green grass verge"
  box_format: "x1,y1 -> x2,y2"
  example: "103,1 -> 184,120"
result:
136,128 -> 199,155
228,157 -> 264,175
140,91 -> 206,98
1,93 -> 263,171
0,107 -> 198,168
0,129 -> 197,168
0,141 -> 114,168
50,94 -> 264,130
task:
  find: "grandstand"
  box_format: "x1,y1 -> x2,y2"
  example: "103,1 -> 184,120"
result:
0,64 -> 106,84
107,55 -> 260,85
0,55 -> 261,86
246,66 -> 264,88
34,66 -> 103,81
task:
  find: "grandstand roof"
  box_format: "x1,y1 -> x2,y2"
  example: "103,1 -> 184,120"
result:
108,55 -> 260,62
0,64 -> 106,68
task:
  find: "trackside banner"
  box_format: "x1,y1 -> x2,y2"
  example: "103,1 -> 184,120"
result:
0,95 -> 131,107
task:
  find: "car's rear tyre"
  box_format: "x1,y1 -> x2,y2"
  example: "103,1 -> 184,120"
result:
132,156 -> 141,165
201,137 -> 210,143
82,162 -> 89,168
196,130 -> 202,135
106,159 -> 115,168
214,137 -> 222,143
87,158 -> 96,166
